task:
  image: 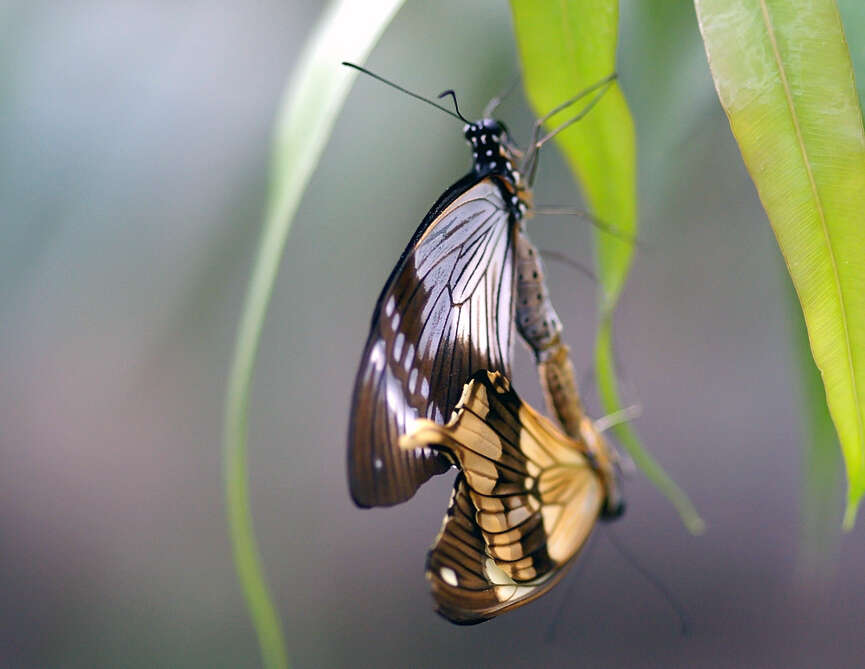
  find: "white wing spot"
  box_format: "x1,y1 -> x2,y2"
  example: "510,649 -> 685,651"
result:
403,343 -> 415,372
374,458 -> 383,470
385,295 -> 395,317
486,149 -> 493,157
394,332 -> 405,361
440,567 -> 459,587
409,367 -> 418,394
420,377 -> 430,399
370,339 -> 386,371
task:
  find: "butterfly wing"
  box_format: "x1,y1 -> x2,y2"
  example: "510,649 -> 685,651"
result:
400,370 -> 604,623
349,177 -> 517,507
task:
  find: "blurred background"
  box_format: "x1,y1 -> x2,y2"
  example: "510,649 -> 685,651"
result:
3,1 -> 865,666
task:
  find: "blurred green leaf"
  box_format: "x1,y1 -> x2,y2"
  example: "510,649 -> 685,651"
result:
510,0 -> 704,534
223,1 -> 404,667
622,0 -> 716,207
787,275 -> 843,572
510,0 -> 633,310
695,0 -> 865,528
837,0 -> 865,112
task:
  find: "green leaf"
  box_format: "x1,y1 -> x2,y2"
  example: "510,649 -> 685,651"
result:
223,1 -> 404,667
787,275 -> 843,571
695,0 -> 865,528
510,0 -> 634,310
510,1 -> 704,533
837,0 -> 865,112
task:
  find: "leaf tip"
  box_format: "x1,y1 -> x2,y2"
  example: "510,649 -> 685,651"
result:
686,516 -> 707,536
842,497 -> 860,531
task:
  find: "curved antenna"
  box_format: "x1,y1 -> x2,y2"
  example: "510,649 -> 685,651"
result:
342,62 -> 464,123
544,532 -> 600,642
605,529 -> 691,636
483,74 -> 521,118
436,89 -> 471,124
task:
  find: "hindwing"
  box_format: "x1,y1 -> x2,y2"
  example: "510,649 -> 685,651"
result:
400,370 -> 605,623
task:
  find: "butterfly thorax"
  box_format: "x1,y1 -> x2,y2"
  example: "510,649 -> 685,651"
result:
464,119 -> 531,219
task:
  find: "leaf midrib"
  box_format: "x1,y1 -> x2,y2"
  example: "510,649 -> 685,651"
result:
758,0 -> 864,474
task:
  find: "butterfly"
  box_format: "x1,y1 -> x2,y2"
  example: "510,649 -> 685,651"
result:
345,63 -> 617,507
399,370 -> 623,624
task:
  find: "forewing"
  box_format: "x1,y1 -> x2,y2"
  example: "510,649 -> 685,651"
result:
349,179 -> 516,507
402,371 -> 604,623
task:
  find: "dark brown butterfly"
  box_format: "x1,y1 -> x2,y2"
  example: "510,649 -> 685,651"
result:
400,370 -> 623,624
345,63 -> 616,507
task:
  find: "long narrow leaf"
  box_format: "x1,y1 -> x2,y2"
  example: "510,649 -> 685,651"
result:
837,0 -> 865,111
787,277 -> 843,571
510,0 -> 705,533
223,2 -> 404,667
695,0 -> 865,528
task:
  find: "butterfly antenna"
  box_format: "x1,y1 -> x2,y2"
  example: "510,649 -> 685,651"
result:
483,74 -> 521,117
437,89 -> 471,124
604,529 -> 691,636
545,533 -> 600,643
342,62 -> 465,123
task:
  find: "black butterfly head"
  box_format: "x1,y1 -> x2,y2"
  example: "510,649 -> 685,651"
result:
601,495 -> 626,521
599,453 -> 626,521
464,117 -> 508,137
464,119 -> 520,178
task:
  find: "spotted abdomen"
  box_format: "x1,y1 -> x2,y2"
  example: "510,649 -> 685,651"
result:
515,230 -> 561,358
514,229 -> 587,440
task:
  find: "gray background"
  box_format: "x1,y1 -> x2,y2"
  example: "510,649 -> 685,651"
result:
2,1 -> 864,667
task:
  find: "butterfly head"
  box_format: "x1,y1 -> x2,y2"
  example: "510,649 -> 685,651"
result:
601,488 -> 626,520
464,119 -> 522,183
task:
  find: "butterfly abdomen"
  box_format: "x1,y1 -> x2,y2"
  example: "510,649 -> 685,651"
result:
515,230 -> 562,360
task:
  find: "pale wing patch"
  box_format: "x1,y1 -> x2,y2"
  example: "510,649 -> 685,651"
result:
440,566 -> 459,587
539,467 -> 603,563
484,557 -> 543,603
517,402 -> 588,468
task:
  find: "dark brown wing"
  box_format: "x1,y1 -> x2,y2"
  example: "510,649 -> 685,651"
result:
400,370 -> 604,624
349,178 -> 516,507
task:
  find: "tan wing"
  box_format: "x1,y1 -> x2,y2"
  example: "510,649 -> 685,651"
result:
400,370 -> 604,623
